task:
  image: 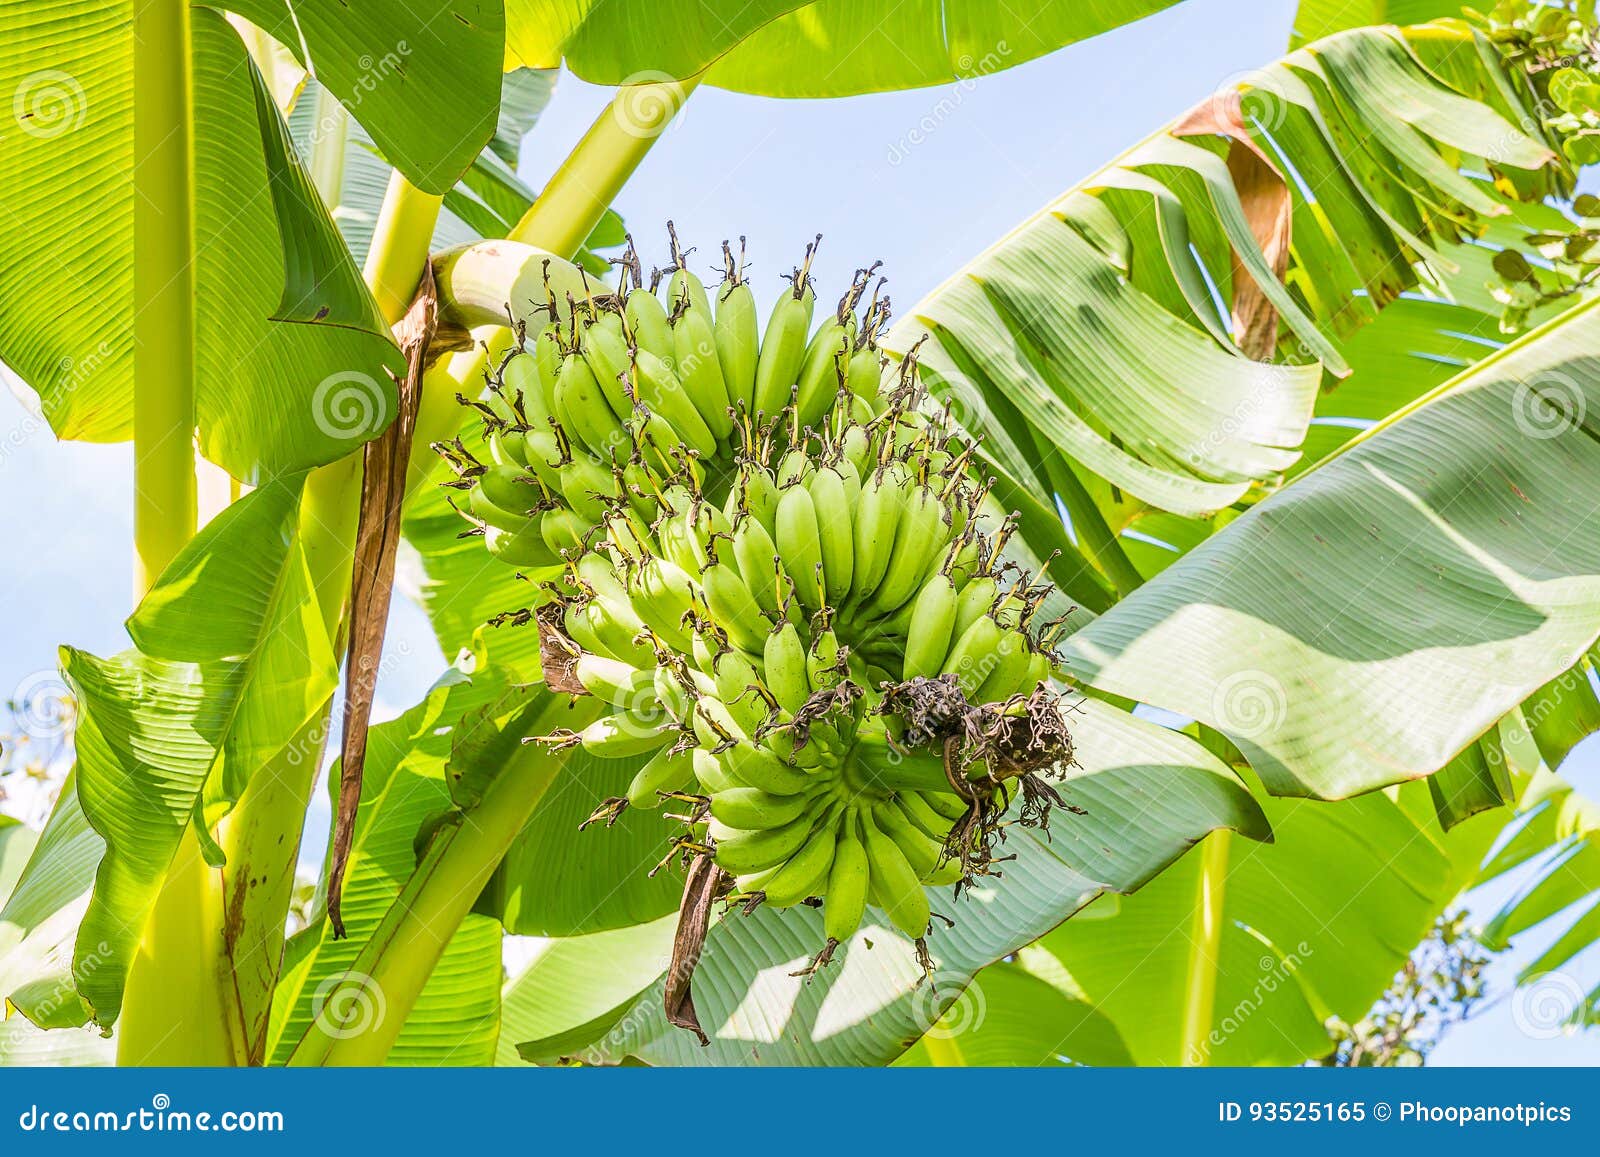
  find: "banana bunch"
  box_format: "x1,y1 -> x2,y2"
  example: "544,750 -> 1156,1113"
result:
436,232 -> 893,569
440,230 -> 1075,967
537,389 -> 1074,965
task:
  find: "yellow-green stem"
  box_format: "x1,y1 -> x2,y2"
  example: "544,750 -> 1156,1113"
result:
131,0 -> 197,596
118,0 -> 235,1068
513,73 -> 701,254
365,171 -> 444,324
287,736 -> 587,1065
1179,829 -> 1231,1066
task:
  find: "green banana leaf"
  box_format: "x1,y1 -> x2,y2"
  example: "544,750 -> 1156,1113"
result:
0,821 -> 110,1065
524,696 -> 1267,1065
20,474 -> 335,1029
0,6 -> 400,478
1032,782 -> 1499,1065
497,917 -> 677,1065
892,961 -> 1134,1066
482,745 -> 686,936
0,777 -> 100,1029
886,26 -> 1561,533
224,0 -> 505,195
0,818 -> 32,898
1059,294 -> 1600,801
268,667 -> 513,1065
505,1 -> 1184,97
1476,763 -> 1600,1023
1291,2 -> 1473,46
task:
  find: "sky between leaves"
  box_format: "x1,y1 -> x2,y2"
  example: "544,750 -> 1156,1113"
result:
0,0 -> 1596,1067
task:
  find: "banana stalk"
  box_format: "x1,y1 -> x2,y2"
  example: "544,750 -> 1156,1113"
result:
288,702 -> 599,1065
132,0 -> 197,596
1178,830 -> 1232,1065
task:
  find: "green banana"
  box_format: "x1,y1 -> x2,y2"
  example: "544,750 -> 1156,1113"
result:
901,572 -> 959,679
849,464 -> 905,604
805,629 -> 841,692
807,466 -> 854,603
708,808 -> 818,874
575,712 -> 672,758
794,314 -> 851,430
667,250 -> 712,318
715,273 -> 759,413
730,516 -> 781,616
484,522 -> 559,568
921,790 -> 971,823
624,287 -> 674,369
763,622 -> 811,714
975,629 -> 1035,703
953,575 -> 999,639
712,649 -> 770,734
626,746 -> 693,809
710,787 -> 810,830
941,613 -> 1004,697
868,484 -> 949,615
752,272 -> 815,417
534,329 -> 563,403
822,816 -> 870,944
516,428 -> 567,492
718,740 -> 811,794
630,348 -> 717,457
486,425 -> 529,470
774,483 -> 825,611
468,485 -> 533,533
757,822 -> 838,907
737,466 -> 780,534
692,746 -> 738,794
651,665 -> 692,723
578,309 -> 636,420
625,556 -> 698,650
556,454 -> 614,524
845,346 -> 881,402
476,463 -> 542,514
896,789 -> 956,842
671,300 -> 734,441
501,352 -> 551,427
862,810 -> 930,937
874,801 -> 944,881
573,653 -> 656,708
553,354 -> 619,456
701,562 -> 770,654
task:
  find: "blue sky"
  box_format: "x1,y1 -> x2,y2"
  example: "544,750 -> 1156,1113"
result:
2,0 -> 1597,1065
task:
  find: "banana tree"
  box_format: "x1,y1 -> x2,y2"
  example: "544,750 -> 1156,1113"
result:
5,0 -> 1600,1070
